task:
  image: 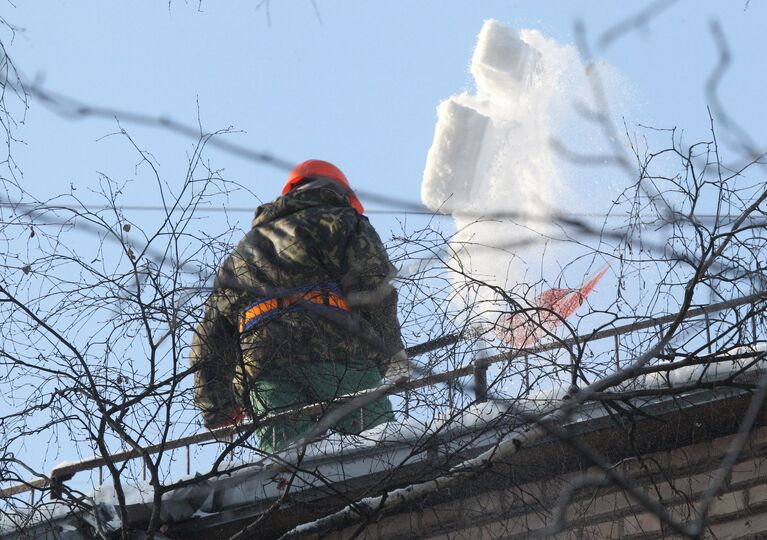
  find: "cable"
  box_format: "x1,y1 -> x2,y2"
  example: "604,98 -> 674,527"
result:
0,202 -> 762,221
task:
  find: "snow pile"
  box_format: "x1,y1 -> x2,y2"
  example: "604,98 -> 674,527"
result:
422,20 -> 627,304
631,342 -> 767,390
511,342 -> 767,415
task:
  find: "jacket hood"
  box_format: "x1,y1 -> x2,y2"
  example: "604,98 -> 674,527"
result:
252,187 -> 354,228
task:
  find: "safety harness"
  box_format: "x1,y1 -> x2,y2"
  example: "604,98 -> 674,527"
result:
239,282 -> 351,334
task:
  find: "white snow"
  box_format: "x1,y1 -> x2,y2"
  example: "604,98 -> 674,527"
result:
629,342 -> 767,391
421,20 -> 630,307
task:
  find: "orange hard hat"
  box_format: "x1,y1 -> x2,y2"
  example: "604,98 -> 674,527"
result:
282,159 -> 364,215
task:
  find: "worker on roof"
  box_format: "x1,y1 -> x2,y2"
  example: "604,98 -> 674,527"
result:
190,159 -> 408,452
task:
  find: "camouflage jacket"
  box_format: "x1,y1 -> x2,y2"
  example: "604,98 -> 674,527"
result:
190,186 -> 403,428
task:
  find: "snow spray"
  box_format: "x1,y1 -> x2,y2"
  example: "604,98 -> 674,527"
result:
421,20 -> 626,341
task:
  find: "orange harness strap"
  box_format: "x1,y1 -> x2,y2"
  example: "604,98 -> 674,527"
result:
239,287 -> 350,333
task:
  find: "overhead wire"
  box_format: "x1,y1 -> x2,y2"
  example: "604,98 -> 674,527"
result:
0,201 -> 761,222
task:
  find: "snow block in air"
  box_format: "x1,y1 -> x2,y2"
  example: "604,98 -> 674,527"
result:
471,20 -> 542,95
419,17 -> 624,329
421,99 -> 492,212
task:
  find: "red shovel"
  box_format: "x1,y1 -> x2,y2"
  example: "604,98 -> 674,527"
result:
497,266 -> 608,347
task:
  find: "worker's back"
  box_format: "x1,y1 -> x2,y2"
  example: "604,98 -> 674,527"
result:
230,185 -> 400,380
190,180 -> 403,435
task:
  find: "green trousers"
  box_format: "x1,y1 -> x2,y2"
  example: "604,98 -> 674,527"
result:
250,362 -> 394,453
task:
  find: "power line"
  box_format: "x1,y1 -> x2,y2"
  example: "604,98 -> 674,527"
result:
0,202 -> 763,221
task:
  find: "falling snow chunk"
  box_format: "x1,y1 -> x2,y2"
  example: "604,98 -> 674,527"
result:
421,18 -> 569,295
420,18 -> 627,329
422,19 -> 553,220
421,100 -> 492,212
471,20 -> 542,95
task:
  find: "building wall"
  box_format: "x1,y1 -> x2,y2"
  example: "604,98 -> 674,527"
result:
330,425 -> 767,539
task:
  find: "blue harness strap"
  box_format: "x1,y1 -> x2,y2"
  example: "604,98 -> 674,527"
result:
239,281 -> 350,334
